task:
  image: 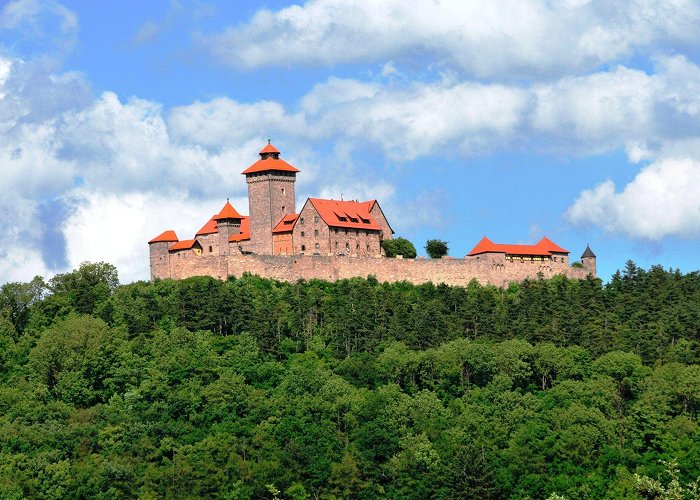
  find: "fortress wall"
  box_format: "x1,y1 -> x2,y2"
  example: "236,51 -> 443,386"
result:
154,249 -> 592,286
167,253 -> 224,280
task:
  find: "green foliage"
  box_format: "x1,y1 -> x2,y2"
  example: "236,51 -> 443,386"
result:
0,261 -> 696,497
381,237 -> 417,258
425,239 -> 448,258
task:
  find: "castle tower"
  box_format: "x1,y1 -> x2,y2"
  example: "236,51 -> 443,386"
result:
242,142 -> 300,254
148,230 -> 178,279
581,244 -> 597,276
213,200 -> 243,255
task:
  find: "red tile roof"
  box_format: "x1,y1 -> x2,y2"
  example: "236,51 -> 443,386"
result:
169,239 -> 200,251
536,236 -> 569,254
196,215 -> 218,236
229,216 -> 250,242
149,230 -> 179,244
308,198 -> 382,231
272,213 -> 299,233
467,236 -> 570,257
241,157 -> 300,175
213,200 -> 243,220
260,142 -> 280,154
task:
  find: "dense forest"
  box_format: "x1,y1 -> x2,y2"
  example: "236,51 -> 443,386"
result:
0,261 -> 698,498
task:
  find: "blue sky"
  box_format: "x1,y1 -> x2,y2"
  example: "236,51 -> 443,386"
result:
1,0 -> 700,284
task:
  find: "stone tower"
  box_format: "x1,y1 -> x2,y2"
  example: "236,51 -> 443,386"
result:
214,200 -> 243,255
242,142 -> 300,254
148,230 -> 178,279
581,244 -> 597,276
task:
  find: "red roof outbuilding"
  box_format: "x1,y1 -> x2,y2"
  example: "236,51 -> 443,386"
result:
468,236 -> 570,257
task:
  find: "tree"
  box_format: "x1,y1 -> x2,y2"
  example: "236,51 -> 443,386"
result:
425,239 -> 448,259
381,237 -> 417,258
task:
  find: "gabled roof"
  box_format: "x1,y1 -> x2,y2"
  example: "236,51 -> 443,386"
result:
272,213 -> 299,233
308,198 -> 382,231
581,244 -> 596,258
213,200 -> 243,220
169,239 -> 201,252
536,236 -> 569,254
467,236 -> 570,257
229,216 -> 250,242
149,230 -> 179,244
196,215 -> 218,236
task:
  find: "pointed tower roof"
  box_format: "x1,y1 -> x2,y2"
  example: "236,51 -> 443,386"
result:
213,200 -> 243,220
149,230 -> 179,244
581,244 -> 596,258
260,141 -> 280,154
241,142 -> 300,175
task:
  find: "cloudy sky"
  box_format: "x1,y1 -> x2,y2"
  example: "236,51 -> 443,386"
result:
1,0 -> 699,284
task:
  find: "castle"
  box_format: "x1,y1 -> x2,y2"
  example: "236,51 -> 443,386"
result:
149,143 -> 596,286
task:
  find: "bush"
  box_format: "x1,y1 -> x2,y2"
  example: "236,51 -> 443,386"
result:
382,237 -> 417,258
425,239 -> 448,259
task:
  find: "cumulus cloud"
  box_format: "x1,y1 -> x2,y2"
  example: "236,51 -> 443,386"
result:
567,157 -> 700,240
61,189 -> 247,283
200,0 -> 700,78
302,76 -> 529,160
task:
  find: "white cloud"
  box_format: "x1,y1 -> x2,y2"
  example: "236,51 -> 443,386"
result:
201,0 -> 700,78
567,157 -> 700,240
302,77 -> 529,160
0,0 -> 78,55
61,189 -> 249,284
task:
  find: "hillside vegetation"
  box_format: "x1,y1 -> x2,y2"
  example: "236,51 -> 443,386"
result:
0,261 -> 698,498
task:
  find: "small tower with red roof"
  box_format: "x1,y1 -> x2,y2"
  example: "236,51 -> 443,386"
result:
242,141 -> 300,254
148,230 -> 178,279
214,200 -> 243,256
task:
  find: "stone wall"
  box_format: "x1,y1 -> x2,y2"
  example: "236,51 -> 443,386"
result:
152,249 -> 593,286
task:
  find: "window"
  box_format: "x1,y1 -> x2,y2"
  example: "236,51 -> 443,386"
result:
300,217 -> 304,224
350,217 -> 358,223
281,188 -> 285,195
314,216 -> 319,223
314,229 -> 319,237
282,205 -> 286,213
338,216 -> 347,222
345,242 -> 350,251
356,244 -> 360,250
209,246 -> 213,253
366,244 -> 370,251
301,245 -> 306,252
315,242 -> 320,249
335,241 -> 339,250
301,231 -> 305,237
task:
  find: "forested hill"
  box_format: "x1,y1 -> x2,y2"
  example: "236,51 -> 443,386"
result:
0,262 -> 698,498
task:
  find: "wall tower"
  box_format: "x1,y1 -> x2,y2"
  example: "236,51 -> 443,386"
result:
581,244 -> 597,276
148,230 -> 178,279
242,142 -> 299,254
214,200 -> 243,255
